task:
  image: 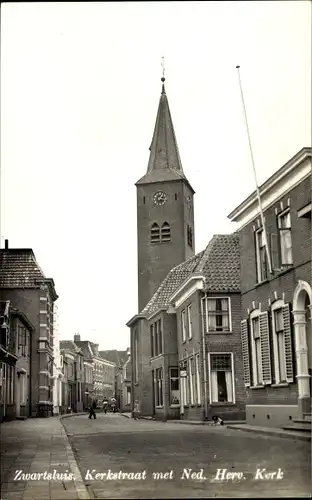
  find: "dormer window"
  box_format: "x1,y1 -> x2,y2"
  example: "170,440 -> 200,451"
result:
150,223 -> 160,243
161,222 -> 171,242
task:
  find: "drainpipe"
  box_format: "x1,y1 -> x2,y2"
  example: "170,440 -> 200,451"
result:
201,293 -> 208,420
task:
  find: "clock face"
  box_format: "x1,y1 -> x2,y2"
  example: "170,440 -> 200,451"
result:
153,191 -> 168,206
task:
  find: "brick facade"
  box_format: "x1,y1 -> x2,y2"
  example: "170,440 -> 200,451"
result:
229,147 -> 312,427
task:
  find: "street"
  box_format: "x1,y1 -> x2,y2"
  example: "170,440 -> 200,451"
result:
63,413 -> 311,498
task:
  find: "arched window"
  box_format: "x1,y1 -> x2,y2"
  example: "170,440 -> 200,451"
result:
150,223 -> 160,243
161,222 -> 171,242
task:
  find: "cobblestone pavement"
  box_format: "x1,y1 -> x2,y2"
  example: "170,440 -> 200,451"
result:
63,413 -> 311,498
0,416 -> 89,500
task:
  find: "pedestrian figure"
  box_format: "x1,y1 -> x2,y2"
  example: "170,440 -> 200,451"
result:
103,398 -> 108,414
88,400 -> 97,419
110,397 -> 117,414
133,400 -> 140,420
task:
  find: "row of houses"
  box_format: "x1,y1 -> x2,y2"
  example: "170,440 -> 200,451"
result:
127,77 -> 311,429
0,242 -> 131,421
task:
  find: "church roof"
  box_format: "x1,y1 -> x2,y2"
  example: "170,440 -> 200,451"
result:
136,79 -> 193,191
140,251 -> 205,317
139,234 -> 240,318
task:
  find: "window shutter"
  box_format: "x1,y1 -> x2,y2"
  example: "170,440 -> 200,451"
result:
282,304 -> 294,383
241,319 -> 251,387
259,311 -> 272,385
271,233 -> 280,270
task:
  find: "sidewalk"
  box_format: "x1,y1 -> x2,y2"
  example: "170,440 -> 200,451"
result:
0,417 -> 90,500
227,423 -> 311,442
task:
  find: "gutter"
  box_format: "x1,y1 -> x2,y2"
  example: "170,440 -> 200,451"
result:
201,293 -> 208,420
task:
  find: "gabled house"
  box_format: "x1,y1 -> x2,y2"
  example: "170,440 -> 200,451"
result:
128,235 -> 246,421
73,336 -> 116,404
228,147 -> 312,428
169,234 -> 245,422
59,340 -> 84,413
0,240 -> 58,417
99,349 -> 128,409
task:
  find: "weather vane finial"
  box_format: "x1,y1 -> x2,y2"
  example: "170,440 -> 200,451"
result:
161,56 -> 166,94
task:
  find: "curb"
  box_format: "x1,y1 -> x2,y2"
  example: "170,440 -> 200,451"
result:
60,412 -> 89,419
60,418 -> 91,499
227,424 -> 311,442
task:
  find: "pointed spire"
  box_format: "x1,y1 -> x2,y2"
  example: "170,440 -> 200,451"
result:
136,71 -> 187,186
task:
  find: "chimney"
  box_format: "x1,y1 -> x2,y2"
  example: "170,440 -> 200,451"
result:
4,239 -> 8,250
74,334 -> 81,342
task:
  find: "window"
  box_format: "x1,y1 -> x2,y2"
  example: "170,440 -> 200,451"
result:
134,330 -> 139,383
181,310 -> 187,342
187,305 -> 192,339
206,298 -> 230,332
143,196 -> 146,204
271,303 -> 293,384
187,226 -> 193,248
20,374 -> 26,405
251,316 -> 263,385
150,223 -> 160,243
169,368 -> 180,405
278,211 -> 293,265
155,368 -> 163,407
150,324 -> 155,357
274,309 -> 286,382
195,354 -> 201,404
256,229 -> 268,282
175,193 -> 178,201
158,320 -> 162,355
161,222 -> 171,242
188,358 -> 195,405
209,354 -> 234,403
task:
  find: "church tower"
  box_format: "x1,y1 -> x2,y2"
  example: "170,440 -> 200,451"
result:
136,77 -> 195,312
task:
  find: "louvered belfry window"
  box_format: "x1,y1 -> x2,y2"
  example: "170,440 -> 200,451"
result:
150,223 -> 160,243
161,222 -> 171,242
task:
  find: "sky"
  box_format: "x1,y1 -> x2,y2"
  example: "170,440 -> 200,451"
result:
1,1 -> 311,350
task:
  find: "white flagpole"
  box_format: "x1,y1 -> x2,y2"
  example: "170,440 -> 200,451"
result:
236,65 -> 273,274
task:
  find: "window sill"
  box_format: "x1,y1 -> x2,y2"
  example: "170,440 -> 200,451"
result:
210,402 -> 237,407
271,383 -> 289,388
155,406 -> 164,409
276,266 -> 294,277
150,354 -> 164,361
170,404 -> 180,408
250,385 -> 266,389
205,331 -> 233,335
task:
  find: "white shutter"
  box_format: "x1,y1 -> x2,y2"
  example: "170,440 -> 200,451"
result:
259,312 -> 272,385
283,304 -> 294,383
241,319 -> 251,387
